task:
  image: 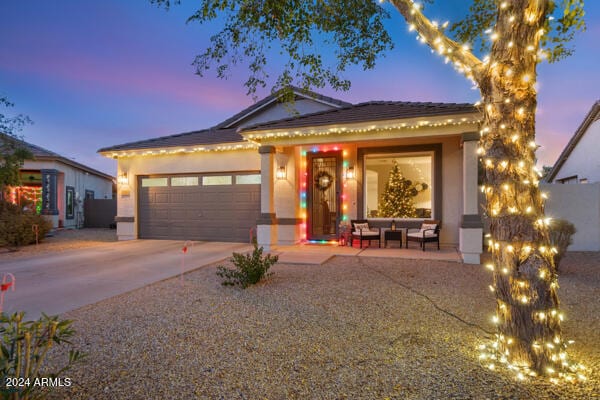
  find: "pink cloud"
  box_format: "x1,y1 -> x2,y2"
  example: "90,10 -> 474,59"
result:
3,47 -> 250,112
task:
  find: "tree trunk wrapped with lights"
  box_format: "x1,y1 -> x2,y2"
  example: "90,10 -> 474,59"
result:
479,1 -> 562,377
391,0 -> 584,380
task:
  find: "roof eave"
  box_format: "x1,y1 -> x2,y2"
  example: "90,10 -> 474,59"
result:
219,87 -> 351,129
31,155 -> 114,181
546,101 -> 600,182
99,140 -> 258,159
240,111 -> 481,142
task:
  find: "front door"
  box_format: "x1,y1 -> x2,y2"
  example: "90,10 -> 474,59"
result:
307,152 -> 341,241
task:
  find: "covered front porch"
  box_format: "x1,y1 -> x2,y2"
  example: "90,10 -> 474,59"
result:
240,102 -> 484,264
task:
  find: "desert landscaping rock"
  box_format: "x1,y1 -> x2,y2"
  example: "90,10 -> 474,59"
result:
0,228 -> 116,258
43,252 -> 599,399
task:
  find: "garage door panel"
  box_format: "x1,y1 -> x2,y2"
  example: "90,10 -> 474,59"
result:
154,193 -> 169,203
152,209 -> 169,220
138,174 -> 260,241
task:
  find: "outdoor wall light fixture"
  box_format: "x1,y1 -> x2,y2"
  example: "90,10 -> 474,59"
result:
276,166 -> 287,180
345,166 -> 355,180
117,172 -> 129,185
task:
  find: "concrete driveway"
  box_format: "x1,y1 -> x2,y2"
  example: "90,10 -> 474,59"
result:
0,240 -> 252,319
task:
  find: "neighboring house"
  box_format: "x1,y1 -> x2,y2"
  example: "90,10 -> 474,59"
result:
546,100 -> 600,184
2,134 -> 114,229
542,100 -> 600,251
99,87 -> 484,263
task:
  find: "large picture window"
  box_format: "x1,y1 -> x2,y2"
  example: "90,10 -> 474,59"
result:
364,153 -> 433,219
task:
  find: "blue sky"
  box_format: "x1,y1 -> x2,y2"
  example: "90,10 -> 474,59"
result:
1,0 -> 598,175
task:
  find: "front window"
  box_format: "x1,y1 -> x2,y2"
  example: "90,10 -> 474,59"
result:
364,153 -> 433,218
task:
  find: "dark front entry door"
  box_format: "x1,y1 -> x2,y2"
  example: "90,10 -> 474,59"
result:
307,152 -> 341,241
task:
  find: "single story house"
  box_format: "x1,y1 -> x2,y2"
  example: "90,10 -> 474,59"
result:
2,134 -> 114,228
99,87 -> 484,263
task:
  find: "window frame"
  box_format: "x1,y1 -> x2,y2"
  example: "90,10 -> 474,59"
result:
357,144 -> 442,221
171,176 -> 199,187
141,177 -> 169,187
202,175 -> 233,186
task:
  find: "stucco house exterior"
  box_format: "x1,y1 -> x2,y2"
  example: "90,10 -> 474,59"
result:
541,100 -> 600,251
546,100 -> 600,184
99,87 -> 484,263
3,135 -> 114,228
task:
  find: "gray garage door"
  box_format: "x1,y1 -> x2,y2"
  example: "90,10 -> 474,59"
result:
138,173 -> 261,242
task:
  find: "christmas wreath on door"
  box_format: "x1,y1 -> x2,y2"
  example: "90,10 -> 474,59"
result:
315,170 -> 333,191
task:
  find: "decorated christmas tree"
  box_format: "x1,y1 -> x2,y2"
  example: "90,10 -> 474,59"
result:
378,161 -> 417,218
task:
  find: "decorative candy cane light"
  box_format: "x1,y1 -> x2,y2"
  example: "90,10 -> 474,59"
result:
0,273 -> 16,313
180,241 -> 194,285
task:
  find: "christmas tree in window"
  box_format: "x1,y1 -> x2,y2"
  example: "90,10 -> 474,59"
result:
378,161 -> 418,218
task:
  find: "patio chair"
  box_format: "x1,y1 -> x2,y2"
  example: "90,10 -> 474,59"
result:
406,220 -> 441,251
350,219 -> 381,248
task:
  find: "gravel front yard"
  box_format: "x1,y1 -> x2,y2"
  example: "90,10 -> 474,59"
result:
0,228 -> 116,258
46,252 -> 599,399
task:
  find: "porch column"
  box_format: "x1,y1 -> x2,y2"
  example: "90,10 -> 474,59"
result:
257,145 -> 277,249
41,169 -> 60,228
459,133 -> 483,264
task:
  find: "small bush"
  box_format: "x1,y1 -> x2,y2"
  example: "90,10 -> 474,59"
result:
216,244 -> 278,288
0,312 -> 84,399
0,201 -> 52,248
549,218 -> 576,270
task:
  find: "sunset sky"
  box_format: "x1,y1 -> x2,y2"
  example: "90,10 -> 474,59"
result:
1,0 -> 598,175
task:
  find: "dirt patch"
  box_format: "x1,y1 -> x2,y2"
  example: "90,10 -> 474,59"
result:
0,228 -> 117,259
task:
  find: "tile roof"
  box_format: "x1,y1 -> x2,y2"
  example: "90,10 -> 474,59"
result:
216,86 -> 352,128
98,89 -> 477,153
99,86 -> 351,153
241,101 -> 478,132
1,133 -> 114,180
97,128 -> 243,153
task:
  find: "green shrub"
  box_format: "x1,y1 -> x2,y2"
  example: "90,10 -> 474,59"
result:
0,201 -> 52,248
549,218 -> 576,271
216,244 -> 278,288
0,312 -> 84,400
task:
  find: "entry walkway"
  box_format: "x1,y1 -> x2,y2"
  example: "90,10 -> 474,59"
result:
272,243 -> 462,265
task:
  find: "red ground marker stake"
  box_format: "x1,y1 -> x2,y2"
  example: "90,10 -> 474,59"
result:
0,273 -> 16,314
181,240 -> 194,285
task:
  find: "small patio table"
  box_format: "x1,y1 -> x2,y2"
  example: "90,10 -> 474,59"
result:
384,229 -> 403,248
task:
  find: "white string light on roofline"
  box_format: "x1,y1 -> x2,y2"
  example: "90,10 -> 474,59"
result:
105,117 -> 479,158
246,117 -> 479,141
107,143 -> 259,159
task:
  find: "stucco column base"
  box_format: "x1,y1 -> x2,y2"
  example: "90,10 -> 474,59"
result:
117,222 -> 135,241
44,215 -> 60,229
277,224 -> 299,245
459,227 -> 483,264
257,225 -> 277,251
